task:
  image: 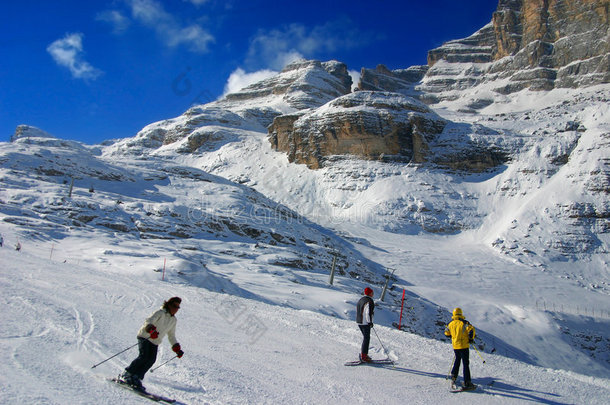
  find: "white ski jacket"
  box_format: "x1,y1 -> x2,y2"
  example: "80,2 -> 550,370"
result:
137,307 -> 178,346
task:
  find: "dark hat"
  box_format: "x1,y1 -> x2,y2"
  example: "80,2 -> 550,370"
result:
164,296 -> 182,310
167,296 -> 182,305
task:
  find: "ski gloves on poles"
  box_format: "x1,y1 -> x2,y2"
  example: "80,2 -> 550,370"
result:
145,324 -> 159,339
172,343 -> 184,358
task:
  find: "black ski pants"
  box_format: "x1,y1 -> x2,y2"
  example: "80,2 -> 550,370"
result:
451,348 -> 471,384
126,337 -> 158,380
359,324 -> 371,355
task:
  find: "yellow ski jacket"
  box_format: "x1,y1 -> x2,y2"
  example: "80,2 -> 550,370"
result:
444,316 -> 475,350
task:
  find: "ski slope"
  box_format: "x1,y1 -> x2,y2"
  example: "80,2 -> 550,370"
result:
1,61 -> 609,404
1,241 -> 609,404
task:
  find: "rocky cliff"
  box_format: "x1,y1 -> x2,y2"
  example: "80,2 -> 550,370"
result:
92,0 -> 608,266
489,0 -> 609,91
360,0 -> 609,103
110,0 -> 608,170
268,91 -> 447,169
222,59 -> 352,112
105,60 -> 353,156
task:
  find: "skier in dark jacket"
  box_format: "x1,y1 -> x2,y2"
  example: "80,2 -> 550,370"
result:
356,287 -> 375,362
120,297 -> 185,391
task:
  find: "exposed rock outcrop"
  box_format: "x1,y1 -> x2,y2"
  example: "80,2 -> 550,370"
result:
222,59 -> 353,111
490,0 -> 609,90
108,60 -> 354,156
358,64 -> 428,96
10,125 -> 56,142
427,23 -> 497,66
268,91 -> 447,169
361,0 -> 609,103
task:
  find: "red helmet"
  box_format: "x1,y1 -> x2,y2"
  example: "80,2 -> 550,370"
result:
364,287 -> 374,297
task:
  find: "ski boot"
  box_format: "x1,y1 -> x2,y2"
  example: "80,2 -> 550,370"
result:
462,382 -> 477,391
120,371 -> 146,392
359,353 -> 372,363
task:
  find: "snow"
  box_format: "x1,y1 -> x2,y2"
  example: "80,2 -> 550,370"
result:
2,246 -> 609,404
1,64 -> 609,403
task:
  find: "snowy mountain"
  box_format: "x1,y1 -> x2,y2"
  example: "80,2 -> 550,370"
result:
1,1 -> 609,403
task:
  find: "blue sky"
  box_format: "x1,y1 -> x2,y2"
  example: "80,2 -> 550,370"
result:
1,0 -> 498,144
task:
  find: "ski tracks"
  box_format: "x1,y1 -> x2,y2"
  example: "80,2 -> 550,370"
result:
74,307 -> 95,351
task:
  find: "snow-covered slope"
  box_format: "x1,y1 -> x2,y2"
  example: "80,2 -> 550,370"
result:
2,245 -> 609,404
1,54 -> 609,403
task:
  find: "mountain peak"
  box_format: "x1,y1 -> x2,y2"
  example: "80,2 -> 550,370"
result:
11,125 -> 56,142
222,59 -> 352,112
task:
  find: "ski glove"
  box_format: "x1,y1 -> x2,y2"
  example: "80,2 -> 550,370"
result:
146,324 -> 159,339
172,343 -> 184,358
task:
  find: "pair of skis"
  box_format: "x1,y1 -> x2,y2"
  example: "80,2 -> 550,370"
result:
111,378 -> 176,403
450,379 -> 479,393
346,358 -> 481,394
344,357 -> 394,366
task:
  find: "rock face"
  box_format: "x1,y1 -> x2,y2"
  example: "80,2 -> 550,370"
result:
268,91 -> 447,169
108,60 -> 353,155
489,0 -> 609,91
362,0 -> 609,102
222,59 -> 353,111
427,23 -> 497,66
358,64 -> 428,96
10,125 -> 56,142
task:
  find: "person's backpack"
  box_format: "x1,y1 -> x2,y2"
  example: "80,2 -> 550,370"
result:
466,323 -> 475,343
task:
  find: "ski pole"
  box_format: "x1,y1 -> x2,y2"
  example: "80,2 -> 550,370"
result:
150,355 -> 178,373
372,325 -> 388,355
447,352 -> 455,380
472,343 -> 486,364
91,342 -> 138,369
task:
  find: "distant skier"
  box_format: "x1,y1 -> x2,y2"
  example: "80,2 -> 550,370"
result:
120,297 -> 185,391
444,307 -> 476,390
356,287 -> 375,362
0,234 -> 3,247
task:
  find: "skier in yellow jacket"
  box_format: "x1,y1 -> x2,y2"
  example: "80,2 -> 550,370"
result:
444,307 -> 476,390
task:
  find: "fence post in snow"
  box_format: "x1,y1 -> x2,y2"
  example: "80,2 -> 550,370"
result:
328,254 -> 336,285
380,268 -> 395,302
68,177 -> 74,198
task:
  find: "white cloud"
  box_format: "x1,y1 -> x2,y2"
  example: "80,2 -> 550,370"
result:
46,33 -> 103,80
126,0 -> 214,53
246,19 -> 368,70
222,68 -> 278,96
275,51 -> 306,71
222,19 -> 369,100
96,10 -> 130,34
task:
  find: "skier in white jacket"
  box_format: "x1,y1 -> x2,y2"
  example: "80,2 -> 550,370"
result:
120,297 -> 184,390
